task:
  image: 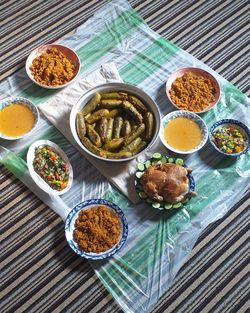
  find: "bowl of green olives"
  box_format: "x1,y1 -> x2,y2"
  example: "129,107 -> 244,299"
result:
70,83 -> 161,162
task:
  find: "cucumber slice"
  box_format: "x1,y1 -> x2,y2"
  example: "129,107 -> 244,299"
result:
167,157 -> 174,163
146,198 -> 153,204
164,203 -> 173,210
182,198 -> 189,204
152,202 -> 161,209
152,152 -> 162,160
175,158 -> 184,166
145,160 -> 152,168
161,157 -> 167,164
172,202 -> 182,208
136,171 -> 144,179
137,162 -> 145,171
138,191 -> 147,199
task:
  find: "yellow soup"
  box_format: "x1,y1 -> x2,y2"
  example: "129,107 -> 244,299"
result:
164,117 -> 202,151
0,103 -> 35,137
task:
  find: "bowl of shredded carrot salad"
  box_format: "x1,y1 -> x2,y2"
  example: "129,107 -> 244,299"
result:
166,67 -> 220,114
26,44 -> 80,89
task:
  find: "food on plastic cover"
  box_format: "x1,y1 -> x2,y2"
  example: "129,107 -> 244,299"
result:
30,47 -> 75,86
135,153 -> 197,210
142,163 -> 196,203
33,145 -> 70,191
1,1 -> 249,312
169,72 -> 216,112
76,91 -> 155,159
164,116 -> 202,151
73,205 -> 121,253
0,103 -> 35,137
212,126 -> 247,154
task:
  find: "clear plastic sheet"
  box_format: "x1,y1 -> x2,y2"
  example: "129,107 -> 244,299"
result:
0,0 -> 249,312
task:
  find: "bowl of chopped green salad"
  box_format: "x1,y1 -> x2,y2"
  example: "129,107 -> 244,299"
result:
27,140 -> 73,195
135,152 -> 196,210
209,119 -> 250,157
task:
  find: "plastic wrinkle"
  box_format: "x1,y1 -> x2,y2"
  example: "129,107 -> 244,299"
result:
112,255 -> 147,279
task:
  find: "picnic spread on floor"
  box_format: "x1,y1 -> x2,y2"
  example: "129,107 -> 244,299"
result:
1,1 -> 249,312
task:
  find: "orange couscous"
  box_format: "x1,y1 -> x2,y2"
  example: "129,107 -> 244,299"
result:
73,205 -> 121,253
30,47 -> 75,86
169,72 -> 216,112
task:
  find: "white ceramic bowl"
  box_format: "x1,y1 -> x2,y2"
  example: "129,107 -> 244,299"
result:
0,97 -> 39,140
27,140 -> 73,196
166,67 -> 221,114
70,82 -> 161,162
159,110 -> 208,154
65,199 -> 128,260
26,44 -> 80,89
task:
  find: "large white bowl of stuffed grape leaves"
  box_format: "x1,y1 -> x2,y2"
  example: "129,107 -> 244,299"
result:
70,83 -> 161,162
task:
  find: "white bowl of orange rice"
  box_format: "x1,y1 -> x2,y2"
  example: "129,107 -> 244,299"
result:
166,67 -> 221,114
26,44 -> 81,89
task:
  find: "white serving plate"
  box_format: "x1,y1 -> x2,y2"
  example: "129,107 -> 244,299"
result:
27,140 -> 73,196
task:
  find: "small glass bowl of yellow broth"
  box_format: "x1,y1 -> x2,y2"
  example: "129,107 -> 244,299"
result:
0,97 -> 39,140
159,110 -> 208,154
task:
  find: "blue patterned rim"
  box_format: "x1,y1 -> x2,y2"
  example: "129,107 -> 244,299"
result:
160,110 -> 208,154
0,97 -> 39,140
65,199 -> 128,260
134,157 -> 195,211
209,119 -> 250,156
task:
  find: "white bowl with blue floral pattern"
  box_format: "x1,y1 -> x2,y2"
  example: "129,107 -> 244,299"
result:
159,110 -> 208,154
0,97 -> 39,140
65,199 -> 128,260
